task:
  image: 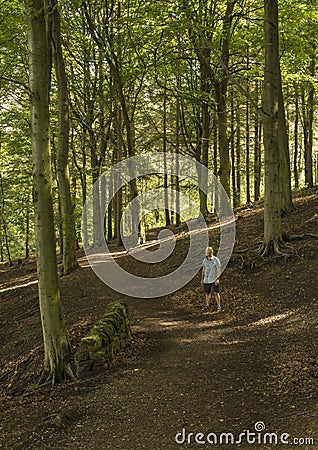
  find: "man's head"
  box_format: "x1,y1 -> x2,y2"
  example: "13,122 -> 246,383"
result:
205,246 -> 213,257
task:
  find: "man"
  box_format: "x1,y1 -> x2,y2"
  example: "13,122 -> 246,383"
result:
201,246 -> 222,312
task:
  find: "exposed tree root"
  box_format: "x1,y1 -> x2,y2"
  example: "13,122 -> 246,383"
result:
289,233 -> 318,241
37,363 -> 76,388
229,238 -> 300,269
258,239 -> 286,257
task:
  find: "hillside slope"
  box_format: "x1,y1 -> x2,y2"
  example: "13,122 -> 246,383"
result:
0,188 -> 317,449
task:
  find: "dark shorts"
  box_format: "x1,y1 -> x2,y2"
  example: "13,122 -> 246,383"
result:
203,282 -> 220,294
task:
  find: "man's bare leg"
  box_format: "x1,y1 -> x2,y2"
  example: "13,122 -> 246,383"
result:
205,292 -> 211,309
215,293 -> 221,311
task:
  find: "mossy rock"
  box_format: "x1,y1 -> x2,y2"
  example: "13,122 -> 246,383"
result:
75,301 -> 131,376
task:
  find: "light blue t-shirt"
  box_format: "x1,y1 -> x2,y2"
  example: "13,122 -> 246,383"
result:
202,256 -> 221,283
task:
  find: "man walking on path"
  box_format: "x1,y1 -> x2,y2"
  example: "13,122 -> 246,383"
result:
201,246 -> 222,312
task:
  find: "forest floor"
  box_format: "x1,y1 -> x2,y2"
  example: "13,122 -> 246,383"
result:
0,188 -> 318,450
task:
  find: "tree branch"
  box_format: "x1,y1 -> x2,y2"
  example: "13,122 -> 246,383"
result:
0,76 -> 28,91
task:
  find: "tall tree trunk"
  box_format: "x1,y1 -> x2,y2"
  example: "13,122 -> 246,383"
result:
214,0 -> 235,198
25,190 -> 31,259
115,74 -> 144,241
71,123 -> 87,247
294,86 -> 299,189
278,64 -> 293,214
25,0 -> 74,384
115,0 -> 123,245
254,82 -> 261,201
0,228 -> 3,262
230,93 -> 239,207
306,56 -> 315,187
212,115 -> 219,212
0,173 -> 12,266
198,49 -> 210,217
163,91 -> 170,226
51,0 -> 77,274
236,107 -> 241,206
246,51 -> 251,204
246,93 -> 251,203
115,105 -> 123,245
260,0 -> 283,255
215,80 -> 230,197
175,39 -> 181,227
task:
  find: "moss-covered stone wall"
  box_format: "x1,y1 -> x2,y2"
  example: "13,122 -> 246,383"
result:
75,301 -> 131,376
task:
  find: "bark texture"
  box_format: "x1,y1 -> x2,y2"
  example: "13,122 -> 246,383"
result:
25,0 -> 74,384
52,0 -> 78,274
261,0 -> 283,255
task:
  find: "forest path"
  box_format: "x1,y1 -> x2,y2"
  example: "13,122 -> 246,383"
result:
52,271 -> 316,450
1,189 -> 318,449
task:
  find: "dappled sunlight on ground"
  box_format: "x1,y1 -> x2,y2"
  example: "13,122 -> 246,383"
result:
248,311 -> 294,327
0,278 -> 38,294
0,189 -> 317,449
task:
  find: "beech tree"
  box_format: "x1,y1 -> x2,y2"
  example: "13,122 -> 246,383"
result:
25,0 -> 74,384
0,0 -> 317,263
260,0 -> 284,255
51,0 -> 78,274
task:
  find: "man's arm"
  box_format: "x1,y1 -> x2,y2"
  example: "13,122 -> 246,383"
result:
215,262 -> 222,285
201,268 -> 205,285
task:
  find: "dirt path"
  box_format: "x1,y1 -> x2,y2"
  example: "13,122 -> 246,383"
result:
1,190 -> 318,449
1,271 -> 317,449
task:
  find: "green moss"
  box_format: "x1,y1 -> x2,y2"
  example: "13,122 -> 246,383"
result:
75,301 -> 131,376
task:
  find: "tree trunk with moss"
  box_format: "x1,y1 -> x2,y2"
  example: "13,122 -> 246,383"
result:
260,0 -> 283,256
199,50 -> 210,218
25,0 -> 74,384
214,1 -> 235,198
277,64 -> 293,214
51,0 -> 78,275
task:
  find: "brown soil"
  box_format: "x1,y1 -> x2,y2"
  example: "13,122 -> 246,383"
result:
0,188 -> 318,449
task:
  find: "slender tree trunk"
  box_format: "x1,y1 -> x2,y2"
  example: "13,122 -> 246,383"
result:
230,93 -> 239,207
114,0 -> 123,245
215,80 -> 230,197
306,57 -> 315,187
25,190 -> 30,259
294,86 -> 299,188
163,96 -> 170,226
246,93 -> 251,203
51,137 -> 63,254
107,172 -> 114,242
246,51 -> 251,204
0,173 -> 12,266
301,81 -> 314,188
254,82 -> 261,201
212,115 -> 219,212
51,0 -> 77,274
83,45 -> 103,248
25,0 -> 74,384
278,64 -> 293,214
236,107 -> 241,206
307,86 -> 314,188
260,0 -> 283,255
214,0 -> 235,198
0,228 -> 3,262
72,126 -> 88,247
116,80 -> 143,241
0,134 -> 6,263
163,91 -> 170,226
198,49 -> 210,217
175,40 -> 181,227
115,105 -> 123,245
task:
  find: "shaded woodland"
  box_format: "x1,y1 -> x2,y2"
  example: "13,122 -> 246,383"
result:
0,0 -> 317,386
